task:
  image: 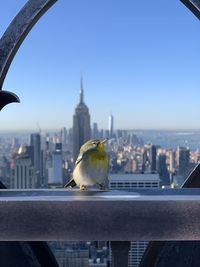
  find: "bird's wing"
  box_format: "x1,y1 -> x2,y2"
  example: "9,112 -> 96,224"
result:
76,146 -> 94,164
64,178 -> 77,188
75,152 -> 83,165
75,148 -> 90,165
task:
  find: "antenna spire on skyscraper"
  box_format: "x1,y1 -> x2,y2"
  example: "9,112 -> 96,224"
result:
80,75 -> 84,104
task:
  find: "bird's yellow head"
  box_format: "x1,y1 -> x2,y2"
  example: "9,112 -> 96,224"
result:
83,139 -> 108,164
80,138 -> 108,153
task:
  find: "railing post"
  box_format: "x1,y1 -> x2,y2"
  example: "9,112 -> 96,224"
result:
111,241 -> 130,267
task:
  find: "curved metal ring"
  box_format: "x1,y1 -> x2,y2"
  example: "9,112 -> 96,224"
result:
0,0 -> 57,109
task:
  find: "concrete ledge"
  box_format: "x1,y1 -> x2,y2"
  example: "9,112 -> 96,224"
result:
0,189 -> 200,241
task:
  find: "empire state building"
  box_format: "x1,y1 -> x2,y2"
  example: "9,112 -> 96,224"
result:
73,78 -> 91,163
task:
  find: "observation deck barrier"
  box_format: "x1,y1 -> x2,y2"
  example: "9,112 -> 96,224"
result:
0,188 -> 200,241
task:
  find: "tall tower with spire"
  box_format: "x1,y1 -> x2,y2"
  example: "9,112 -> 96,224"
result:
108,113 -> 114,138
73,77 -> 91,163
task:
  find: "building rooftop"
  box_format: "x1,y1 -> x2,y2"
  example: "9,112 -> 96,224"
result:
110,173 -> 160,182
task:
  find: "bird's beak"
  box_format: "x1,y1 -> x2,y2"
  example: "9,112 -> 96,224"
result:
101,138 -> 108,144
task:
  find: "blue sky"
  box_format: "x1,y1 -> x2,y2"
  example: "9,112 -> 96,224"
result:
0,0 -> 200,131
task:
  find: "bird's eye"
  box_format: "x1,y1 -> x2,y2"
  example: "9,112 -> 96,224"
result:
92,141 -> 98,145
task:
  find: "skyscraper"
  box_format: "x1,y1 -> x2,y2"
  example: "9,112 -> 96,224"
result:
92,122 -> 99,139
176,146 -> 190,178
149,144 -> 157,172
142,144 -> 157,173
108,114 -> 114,138
48,142 -> 63,186
157,153 -> 170,186
0,156 -> 11,188
12,145 -> 35,189
169,150 -> 176,173
60,127 -> 67,146
73,78 -> 91,163
30,133 -> 42,188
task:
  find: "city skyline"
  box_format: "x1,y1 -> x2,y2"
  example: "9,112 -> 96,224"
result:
0,1 -> 200,131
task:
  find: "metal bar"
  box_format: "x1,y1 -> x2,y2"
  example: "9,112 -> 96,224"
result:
180,0 -> 200,19
0,0 -> 57,89
0,0 -> 57,109
0,189 -> 200,241
182,163 -> 200,188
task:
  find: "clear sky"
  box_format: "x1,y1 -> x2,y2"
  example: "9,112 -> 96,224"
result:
0,0 -> 200,131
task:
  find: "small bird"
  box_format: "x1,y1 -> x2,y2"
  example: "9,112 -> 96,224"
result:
64,139 -> 109,190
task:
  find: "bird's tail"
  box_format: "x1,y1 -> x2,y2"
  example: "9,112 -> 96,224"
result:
64,179 -> 77,188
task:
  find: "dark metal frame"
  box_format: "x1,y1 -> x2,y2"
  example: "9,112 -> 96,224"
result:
139,164 -> 200,267
181,0 -> 200,19
0,0 -> 57,110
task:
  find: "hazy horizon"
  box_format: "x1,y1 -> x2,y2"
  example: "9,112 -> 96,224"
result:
1,127 -> 200,134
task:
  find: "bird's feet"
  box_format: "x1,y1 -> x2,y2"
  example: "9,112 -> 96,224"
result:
80,185 -> 87,191
98,183 -> 107,190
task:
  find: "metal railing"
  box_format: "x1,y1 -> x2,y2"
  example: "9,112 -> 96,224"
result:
1,188 -> 200,241
1,188 -> 200,266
